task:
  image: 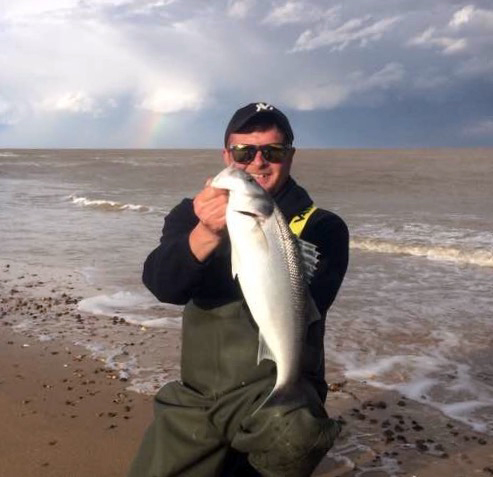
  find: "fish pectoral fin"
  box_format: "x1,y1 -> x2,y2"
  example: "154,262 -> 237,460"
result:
231,245 -> 240,279
297,238 -> 320,283
257,333 -> 276,364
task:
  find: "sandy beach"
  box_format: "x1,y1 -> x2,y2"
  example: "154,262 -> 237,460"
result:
1,261 -> 492,476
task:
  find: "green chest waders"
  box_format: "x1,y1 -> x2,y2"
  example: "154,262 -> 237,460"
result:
128,203 -> 341,477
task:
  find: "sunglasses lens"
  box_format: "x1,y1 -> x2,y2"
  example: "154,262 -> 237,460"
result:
261,145 -> 287,163
231,146 -> 256,164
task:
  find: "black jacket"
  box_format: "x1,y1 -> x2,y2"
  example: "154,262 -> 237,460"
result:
143,176 -> 348,316
143,177 -> 349,397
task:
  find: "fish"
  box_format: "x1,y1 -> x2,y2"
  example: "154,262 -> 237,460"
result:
211,165 -> 320,412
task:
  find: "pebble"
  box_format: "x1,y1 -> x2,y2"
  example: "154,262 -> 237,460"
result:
416,440 -> 429,452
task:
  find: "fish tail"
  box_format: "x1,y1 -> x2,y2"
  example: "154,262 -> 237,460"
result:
251,381 -> 301,416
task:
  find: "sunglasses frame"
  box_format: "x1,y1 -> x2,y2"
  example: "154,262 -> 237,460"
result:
227,143 -> 293,164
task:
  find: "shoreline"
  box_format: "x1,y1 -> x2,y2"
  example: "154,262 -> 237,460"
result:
1,260 -> 492,476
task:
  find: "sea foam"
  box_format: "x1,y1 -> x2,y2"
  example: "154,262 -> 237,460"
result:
77,290 -> 182,327
343,354 -> 493,434
350,237 -> 493,267
68,194 -> 157,213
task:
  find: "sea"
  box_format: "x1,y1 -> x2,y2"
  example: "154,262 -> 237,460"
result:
1,148 -> 492,436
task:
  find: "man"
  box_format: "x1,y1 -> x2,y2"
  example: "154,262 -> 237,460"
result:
129,102 -> 349,477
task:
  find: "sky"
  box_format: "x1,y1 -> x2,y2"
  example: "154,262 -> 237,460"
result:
1,0 -> 493,148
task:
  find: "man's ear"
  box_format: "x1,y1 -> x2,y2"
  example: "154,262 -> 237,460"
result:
286,147 -> 296,166
222,148 -> 233,167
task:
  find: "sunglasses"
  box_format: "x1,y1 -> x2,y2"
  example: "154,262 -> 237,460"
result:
228,143 -> 293,164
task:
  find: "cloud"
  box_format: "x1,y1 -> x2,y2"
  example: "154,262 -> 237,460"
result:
455,57 -> 493,77
449,4 -> 493,30
408,27 -> 467,55
138,85 -> 205,113
263,2 -> 337,26
356,62 -> 405,90
408,4 -> 493,56
1,0 -> 492,147
284,62 -> 405,110
449,5 -> 475,28
413,72 -> 450,90
284,83 -> 349,111
39,91 -> 100,115
291,15 -> 400,52
0,0 -> 211,123
227,0 -> 256,19
463,118 -> 493,136
0,98 -> 22,125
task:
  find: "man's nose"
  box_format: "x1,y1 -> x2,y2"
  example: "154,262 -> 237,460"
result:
251,149 -> 268,166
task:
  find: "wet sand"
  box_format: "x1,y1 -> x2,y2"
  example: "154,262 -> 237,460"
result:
1,263 -> 492,476
0,327 -> 153,476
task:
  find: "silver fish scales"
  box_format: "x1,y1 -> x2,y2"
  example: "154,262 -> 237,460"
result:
211,166 -> 319,412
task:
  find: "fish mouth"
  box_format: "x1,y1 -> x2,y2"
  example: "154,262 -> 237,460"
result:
237,210 -> 261,218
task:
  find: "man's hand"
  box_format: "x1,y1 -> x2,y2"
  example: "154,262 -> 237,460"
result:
193,179 -> 229,235
189,179 -> 229,262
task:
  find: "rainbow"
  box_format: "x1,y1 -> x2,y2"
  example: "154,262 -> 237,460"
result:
136,111 -> 167,148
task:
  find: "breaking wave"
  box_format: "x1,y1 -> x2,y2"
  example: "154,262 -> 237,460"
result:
351,237 -> 493,268
68,194 -> 158,213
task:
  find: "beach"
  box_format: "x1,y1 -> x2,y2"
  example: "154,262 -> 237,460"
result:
2,260 -> 492,477
1,148 -> 492,475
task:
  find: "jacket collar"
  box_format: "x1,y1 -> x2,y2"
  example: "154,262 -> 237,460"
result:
273,176 -> 313,222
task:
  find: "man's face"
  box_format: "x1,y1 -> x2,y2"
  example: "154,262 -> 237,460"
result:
223,127 -> 294,195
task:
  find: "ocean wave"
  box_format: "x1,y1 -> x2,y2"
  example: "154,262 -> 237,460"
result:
77,290 -> 183,327
350,237 -> 493,267
0,151 -> 19,157
344,354 -> 493,434
68,194 -> 156,213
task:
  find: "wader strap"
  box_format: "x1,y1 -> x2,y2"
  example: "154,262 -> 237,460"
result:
289,204 -> 317,237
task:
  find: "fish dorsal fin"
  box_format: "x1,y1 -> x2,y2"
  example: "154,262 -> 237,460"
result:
288,204 -> 319,282
298,238 -> 319,283
257,333 -> 276,364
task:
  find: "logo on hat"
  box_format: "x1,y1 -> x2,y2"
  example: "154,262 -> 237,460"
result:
255,102 -> 274,112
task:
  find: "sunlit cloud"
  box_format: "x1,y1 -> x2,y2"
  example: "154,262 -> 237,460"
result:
263,1 -> 337,26
138,86 -> 205,114
39,91 -> 100,115
227,0 -> 256,19
408,27 -> 467,55
449,4 -> 493,30
408,4 -> 493,56
291,15 -> 400,52
449,5 -> 475,28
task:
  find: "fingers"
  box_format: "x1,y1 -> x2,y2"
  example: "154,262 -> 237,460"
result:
193,182 -> 229,235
